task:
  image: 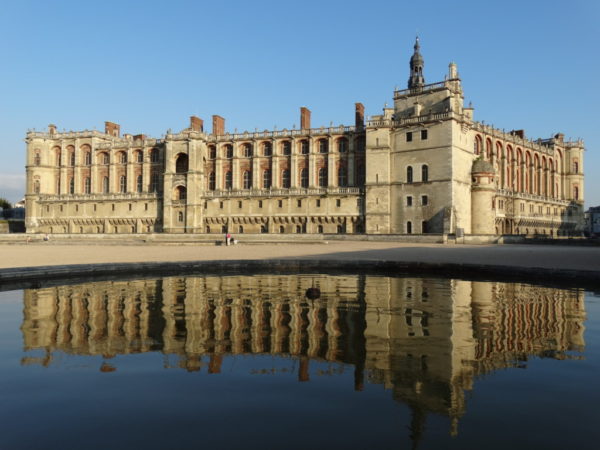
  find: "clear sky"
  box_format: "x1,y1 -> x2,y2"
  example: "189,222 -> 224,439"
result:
0,0 -> 598,207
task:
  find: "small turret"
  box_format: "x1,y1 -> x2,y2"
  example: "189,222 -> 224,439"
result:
408,37 -> 425,89
471,159 -> 496,234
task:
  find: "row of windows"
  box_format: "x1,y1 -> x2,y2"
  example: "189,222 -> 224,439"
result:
201,224 -> 350,234
406,130 -> 428,142
57,174 -> 161,194
207,167 -> 352,190
406,165 -> 428,183
205,198 -> 346,210
207,138 -> 355,160
405,195 -> 428,207
34,149 -> 161,167
44,203 -> 151,213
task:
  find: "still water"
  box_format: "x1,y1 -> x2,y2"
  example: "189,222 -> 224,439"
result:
0,274 -> 599,449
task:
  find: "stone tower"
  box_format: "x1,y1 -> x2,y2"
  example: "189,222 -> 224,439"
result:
471,159 -> 496,234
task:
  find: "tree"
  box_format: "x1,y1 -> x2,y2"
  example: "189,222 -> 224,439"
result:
0,197 -> 12,210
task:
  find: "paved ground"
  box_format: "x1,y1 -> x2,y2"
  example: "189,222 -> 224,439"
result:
0,241 -> 598,273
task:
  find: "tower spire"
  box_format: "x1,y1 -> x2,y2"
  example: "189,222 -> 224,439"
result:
408,36 -> 425,89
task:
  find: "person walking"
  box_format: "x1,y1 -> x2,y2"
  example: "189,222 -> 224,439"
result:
226,232 -> 231,246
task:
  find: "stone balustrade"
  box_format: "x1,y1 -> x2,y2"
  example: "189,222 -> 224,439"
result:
203,187 -> 362,198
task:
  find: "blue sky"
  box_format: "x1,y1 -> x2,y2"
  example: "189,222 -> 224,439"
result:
0,0 -> 598,206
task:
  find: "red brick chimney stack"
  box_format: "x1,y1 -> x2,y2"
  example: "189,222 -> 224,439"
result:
190,116 -> 204,132
212,115 -> 225,135
355,102 -> 365,128
300,107 -> 311,130
105,121 -> 120,137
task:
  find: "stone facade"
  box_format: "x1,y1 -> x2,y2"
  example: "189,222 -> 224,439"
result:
24,40 -> 585,236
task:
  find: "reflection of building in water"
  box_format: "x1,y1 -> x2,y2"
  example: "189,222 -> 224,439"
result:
21,275 -> 585,436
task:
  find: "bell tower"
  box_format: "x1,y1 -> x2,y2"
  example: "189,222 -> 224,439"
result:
408,36 -> 425,89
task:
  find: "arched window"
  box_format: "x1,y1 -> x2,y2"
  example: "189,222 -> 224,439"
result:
119,175 -> 127,193
282,141 -> 291,156
407,166 -> 413,183
317,225 -> 323,233
70,152 -> 76,166
33,180 -> 40,194
574,186 -> 579,200
103,176 -> 109,194
421,165 -> 428,182
263,169 -> 271,189
338,139 -> 347,153
175,154 -> 188,173
573,161 -> 579,173
209,146 -> 216,159
242,170 -> 252,189
120,152 -> 127,164
208,172 -> 216,190
318,168 -> 328,187
263,142 -> 272,157
69,177 -> 74,194
101,153 -> 110,165
338,166 -> 347,187
225,145 -> 233,159
225,171 -> 232,189
474,136 -> 482,155
318,139 -> 328,153
55,149 -> 62,166
178,211 -> 184,222
150,172 -> 159,192
243,144 -> 253,158
84,152 -> 91,166
84,177 -> 91,194
34,151 -> 41,166
486,139 -> 492,160
238,225 -> 244,234
175,186 -> 187,200
300,168 -> 308,188
136,151 -> 143,163
150,149 -> 159,163
136,175 -> 143,193
407,221 -> 412,234
282,169 -> 290,188
300,140 -> 309,155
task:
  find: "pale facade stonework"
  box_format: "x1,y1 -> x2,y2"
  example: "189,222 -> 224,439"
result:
25,40 -> 585,236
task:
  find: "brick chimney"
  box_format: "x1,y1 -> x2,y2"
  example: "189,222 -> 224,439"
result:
133,134 -> 146,141
212,115 -> 225,135
105,121 -> 120,137
300,107 -> 311,130
355,102 -> 365,128
190,116 -> 204,132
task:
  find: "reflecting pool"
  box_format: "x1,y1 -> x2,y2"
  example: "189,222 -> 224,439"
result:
1,274 -> 599,449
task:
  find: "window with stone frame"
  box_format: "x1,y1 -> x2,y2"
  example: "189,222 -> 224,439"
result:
318,139 -> 328,153
338,166 -> 347,187
208,172 -> 216,190
263,169 -> 271,189
300,168 -> 308,188
300,140 -> 309,155
243,170 -> 252,189
263,142 -> 272,157
282,169 -> 290,188
318,168 -> 328,187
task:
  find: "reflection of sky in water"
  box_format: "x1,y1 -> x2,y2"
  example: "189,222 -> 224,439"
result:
0,276 -> 598,450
